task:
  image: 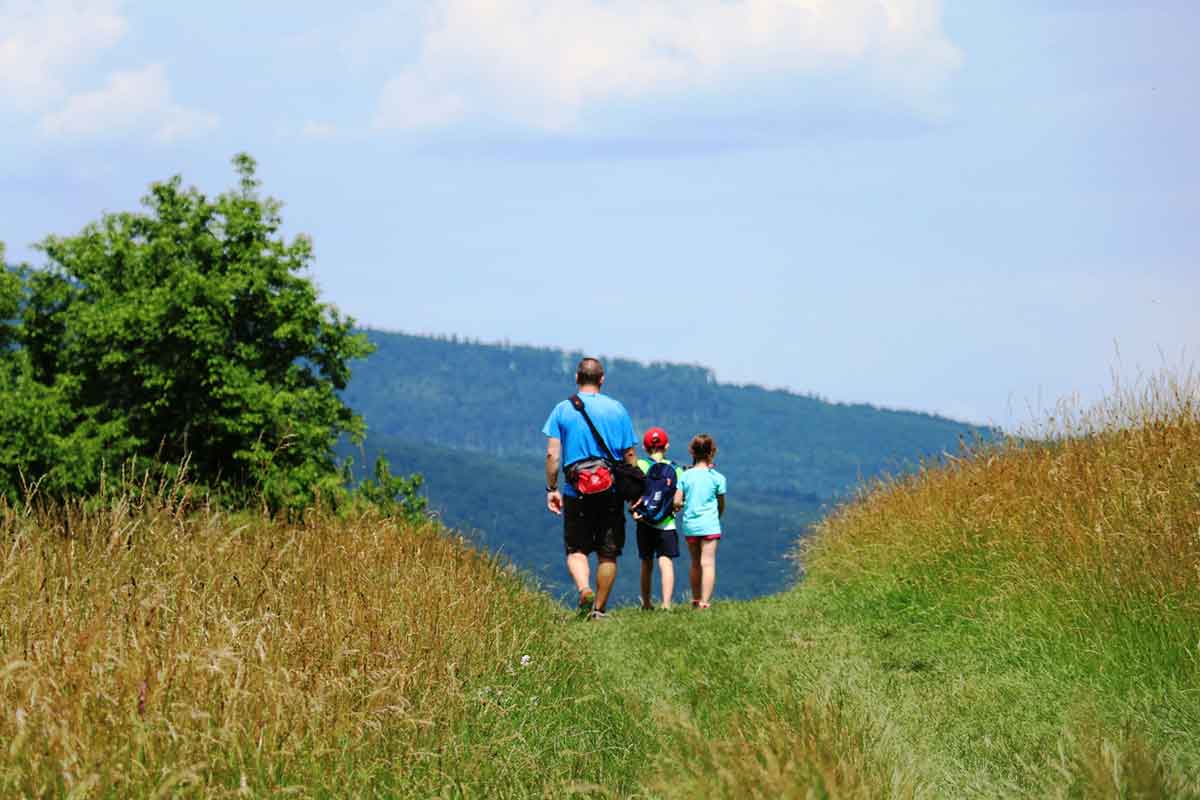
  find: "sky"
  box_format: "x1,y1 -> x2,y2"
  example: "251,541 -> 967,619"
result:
1,0 -> 1197,428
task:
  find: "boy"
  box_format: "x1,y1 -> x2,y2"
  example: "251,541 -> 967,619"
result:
633,427 -> 681,609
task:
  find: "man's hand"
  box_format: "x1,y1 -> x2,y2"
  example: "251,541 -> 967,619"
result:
547,489 -> 564,515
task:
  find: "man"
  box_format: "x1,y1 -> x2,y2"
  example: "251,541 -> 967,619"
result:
543,357 -> 638,620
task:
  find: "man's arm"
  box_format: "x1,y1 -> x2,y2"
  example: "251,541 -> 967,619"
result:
545,437 -> 563,515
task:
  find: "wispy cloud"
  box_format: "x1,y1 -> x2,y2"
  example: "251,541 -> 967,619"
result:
40,64 -> 218,142
300,120 -> 338,140
0,0 -> 127,109
369,0 -> 961,133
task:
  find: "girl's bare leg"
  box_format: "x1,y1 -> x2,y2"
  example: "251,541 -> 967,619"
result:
687,538 -> 702,604
658,555 -> 674,609
700,539 -> 719,605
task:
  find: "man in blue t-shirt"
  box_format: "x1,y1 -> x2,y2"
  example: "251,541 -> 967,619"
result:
543,357 -> 637,619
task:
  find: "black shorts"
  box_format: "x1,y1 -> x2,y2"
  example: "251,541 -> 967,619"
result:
636,521 -> 680,560
563,494 -> 626,559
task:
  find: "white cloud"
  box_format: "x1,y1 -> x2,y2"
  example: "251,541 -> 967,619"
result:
40,64 -> 218,142
300,120 -> 338,139
0,0 -> 127,109
371,0 -> 962,132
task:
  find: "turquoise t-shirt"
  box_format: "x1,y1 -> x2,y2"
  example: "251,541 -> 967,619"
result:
677,466 -> 726,537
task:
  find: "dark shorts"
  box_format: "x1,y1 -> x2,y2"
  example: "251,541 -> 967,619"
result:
563,494 -> 626,559
636,521 -> 680,560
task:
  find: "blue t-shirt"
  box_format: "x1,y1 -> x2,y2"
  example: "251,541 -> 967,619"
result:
678,466 -> 727,537
542,392 -> 637,497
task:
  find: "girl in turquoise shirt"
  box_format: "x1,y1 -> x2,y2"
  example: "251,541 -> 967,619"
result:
673,434 -> 726,609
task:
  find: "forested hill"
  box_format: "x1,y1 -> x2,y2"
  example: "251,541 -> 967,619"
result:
341,329 -> 991,601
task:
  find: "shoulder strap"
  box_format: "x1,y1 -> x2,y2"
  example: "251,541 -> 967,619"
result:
569,394 -> 618,461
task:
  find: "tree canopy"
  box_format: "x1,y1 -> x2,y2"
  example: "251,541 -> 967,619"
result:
1,155 -> 379,510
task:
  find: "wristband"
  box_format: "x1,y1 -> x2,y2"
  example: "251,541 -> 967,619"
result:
546,486 -> 557,493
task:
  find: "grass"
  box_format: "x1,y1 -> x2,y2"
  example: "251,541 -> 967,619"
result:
3,369 -> 1198,796
571,369 -> 1200,797
0,494 -> 649,797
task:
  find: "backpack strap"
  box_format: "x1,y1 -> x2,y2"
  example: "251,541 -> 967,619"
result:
569,394 -> 618,462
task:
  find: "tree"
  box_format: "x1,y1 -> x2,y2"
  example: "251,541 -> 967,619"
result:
1,245 -> 127,502
16,155 -> 374,509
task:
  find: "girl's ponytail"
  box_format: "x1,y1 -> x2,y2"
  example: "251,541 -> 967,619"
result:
689,434 -> 716,463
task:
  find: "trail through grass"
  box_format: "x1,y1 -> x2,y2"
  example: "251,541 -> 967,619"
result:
575,575 -> 1199,798
569,370 -> 1200,798
3,370 -> 1198,797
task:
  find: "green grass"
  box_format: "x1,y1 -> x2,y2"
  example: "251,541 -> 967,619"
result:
566,567 -> 1199,798
5,372 -> 1199,797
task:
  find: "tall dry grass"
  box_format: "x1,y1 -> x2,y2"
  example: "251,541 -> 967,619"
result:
809,367 -> 1200,614
801,367 -> 1200,791
0,493 -> 555,796
651,697 -> 919,800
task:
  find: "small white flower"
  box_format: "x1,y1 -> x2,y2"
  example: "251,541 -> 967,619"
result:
520,655 -> 531,667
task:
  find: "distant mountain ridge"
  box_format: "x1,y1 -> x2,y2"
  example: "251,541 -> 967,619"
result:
341,329 -> 992,602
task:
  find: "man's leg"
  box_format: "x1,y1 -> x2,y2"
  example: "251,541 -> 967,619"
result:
592,498 -> 624,613
687,537 -> 702,604
658,555 -> 674,609
639,559 -> 653,609
564,497 -> 594,607
566,552 -> 592,594
700,539 -> 719,605
595,557 -> 617,611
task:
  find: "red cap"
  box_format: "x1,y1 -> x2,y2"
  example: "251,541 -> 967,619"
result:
643,427 -> 669,451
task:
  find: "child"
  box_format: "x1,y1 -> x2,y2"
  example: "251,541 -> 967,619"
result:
674,434 -> 726,610
632,427 -> 681,609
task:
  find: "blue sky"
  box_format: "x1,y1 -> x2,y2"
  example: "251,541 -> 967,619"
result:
2,1 -> 1196,427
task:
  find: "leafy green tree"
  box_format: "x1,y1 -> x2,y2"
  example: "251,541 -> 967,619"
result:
1,246 -> 127,502
16,155 -> 374,509
351,455 -> 427,520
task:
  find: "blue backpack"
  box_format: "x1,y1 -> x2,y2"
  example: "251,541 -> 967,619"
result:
637,460 -> 680,525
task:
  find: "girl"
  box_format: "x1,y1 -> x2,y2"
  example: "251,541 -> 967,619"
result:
674,434 -> 726,609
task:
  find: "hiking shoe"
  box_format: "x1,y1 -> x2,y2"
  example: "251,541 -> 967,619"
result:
588,609 -> 611,622
578,589 -> 595,613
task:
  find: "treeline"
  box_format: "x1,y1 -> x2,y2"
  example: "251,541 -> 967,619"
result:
342,329 -> 992,501
0,155 -> 418,514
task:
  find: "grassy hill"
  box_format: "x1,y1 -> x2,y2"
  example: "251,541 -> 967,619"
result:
341,329 -> 991,601
576,372 -> 1200,796
6,374 -> 1195,796
0,496 -> 646,797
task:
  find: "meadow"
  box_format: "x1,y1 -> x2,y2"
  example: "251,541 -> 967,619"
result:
0,490 -> 645,797
2,370 -> 1198,797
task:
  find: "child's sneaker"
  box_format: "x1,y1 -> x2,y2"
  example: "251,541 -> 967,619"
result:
588,609 -> 611,621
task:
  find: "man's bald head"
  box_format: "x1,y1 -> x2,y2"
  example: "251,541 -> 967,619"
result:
576,358 -> 605,389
